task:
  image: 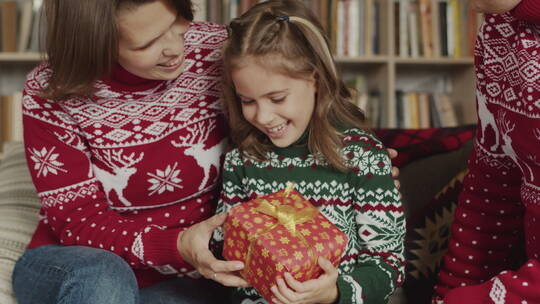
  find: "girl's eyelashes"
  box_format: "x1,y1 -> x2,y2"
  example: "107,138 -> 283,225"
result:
270,96 -> 286,103
238,95 -> 287,104
239,98 -> 254,104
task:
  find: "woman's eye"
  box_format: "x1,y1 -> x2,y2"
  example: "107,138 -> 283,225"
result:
271,96 -> 286,103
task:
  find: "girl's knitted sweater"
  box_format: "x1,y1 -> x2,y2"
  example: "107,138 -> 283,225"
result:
214,129 -> 405,304
22,22 -> 228,288
433,8 -> 540,304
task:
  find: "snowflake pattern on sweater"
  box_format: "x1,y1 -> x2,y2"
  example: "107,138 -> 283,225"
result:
22,22 -> 228,288
213,129 -> 405,304
433,10 -> 540,304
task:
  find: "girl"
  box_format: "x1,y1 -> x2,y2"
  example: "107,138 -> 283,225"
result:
12,0 -> 247,303
213,1 -> 405,303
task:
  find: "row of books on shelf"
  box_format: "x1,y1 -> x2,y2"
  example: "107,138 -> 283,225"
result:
394,90 -> 458,128
395,0 -> 481,58
348,75 -> 458,128
194,0 -> 479,58
0,0 -> 43,53
0,92 -> 23,152
195,0 -> 381,56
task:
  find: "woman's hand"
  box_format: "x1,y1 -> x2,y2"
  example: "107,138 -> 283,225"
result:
270,257 -> 339,304
177,213 -> 249,287
387,148 -> 400,190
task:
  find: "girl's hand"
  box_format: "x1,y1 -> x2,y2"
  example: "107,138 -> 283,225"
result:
177,213 -> 249,287
270,257 -> 339,304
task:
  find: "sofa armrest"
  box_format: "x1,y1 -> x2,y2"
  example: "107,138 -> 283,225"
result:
0,142 -> 41,304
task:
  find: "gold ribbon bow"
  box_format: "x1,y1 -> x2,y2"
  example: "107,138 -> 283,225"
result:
255,199 -> 318,236
243,182 -> 319,278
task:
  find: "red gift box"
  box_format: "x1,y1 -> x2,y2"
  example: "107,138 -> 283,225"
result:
222,184 -> 348,303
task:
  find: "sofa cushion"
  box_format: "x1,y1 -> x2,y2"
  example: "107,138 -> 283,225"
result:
375,125 -> 476,167
0,142 -> 40,304
399,140 -> 473,304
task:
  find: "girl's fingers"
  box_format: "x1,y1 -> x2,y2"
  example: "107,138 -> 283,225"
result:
271,283 -> 291,304
318,257 -> 337,274
296,257 -> 338,290
283,272 -> 306,293
275,276 -> 301,302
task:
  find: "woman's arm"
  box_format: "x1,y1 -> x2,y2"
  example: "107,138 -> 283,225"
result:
469,0 -> 521,13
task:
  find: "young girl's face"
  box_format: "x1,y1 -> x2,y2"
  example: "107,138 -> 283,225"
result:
116,0 -> 189,80
232,60 -> 317,148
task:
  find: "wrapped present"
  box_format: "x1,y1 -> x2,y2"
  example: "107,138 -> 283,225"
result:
222,183 -> 348,303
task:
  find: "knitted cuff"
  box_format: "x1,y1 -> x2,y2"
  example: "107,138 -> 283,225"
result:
513,0 -> 540,24
143,227 -> 193,273
335,275 -> 357,304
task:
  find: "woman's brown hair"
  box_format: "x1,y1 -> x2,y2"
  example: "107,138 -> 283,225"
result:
43,0 -> 193,100
222,0 -> 367,171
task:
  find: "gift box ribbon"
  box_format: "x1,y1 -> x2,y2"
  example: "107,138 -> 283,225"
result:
243,184 -> 319,278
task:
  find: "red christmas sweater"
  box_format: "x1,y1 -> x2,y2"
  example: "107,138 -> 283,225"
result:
22,22 -> 228,288
433,4 -> 540,304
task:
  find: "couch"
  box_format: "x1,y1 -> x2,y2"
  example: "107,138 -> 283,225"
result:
0,125 -> 475,304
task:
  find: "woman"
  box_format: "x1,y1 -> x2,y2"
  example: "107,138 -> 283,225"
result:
12,1 -> 246,303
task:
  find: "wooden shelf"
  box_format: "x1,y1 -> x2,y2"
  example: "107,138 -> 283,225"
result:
394,57 -> 474,65
0,52 -> 43,62
335,56 -> 390,64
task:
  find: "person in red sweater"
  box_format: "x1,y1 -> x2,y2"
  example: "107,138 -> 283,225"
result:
10,1 -> 250,303
432,0 -> 540,303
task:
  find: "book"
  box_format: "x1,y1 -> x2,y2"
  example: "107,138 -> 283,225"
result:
28,0 -> 45,52
429,93 -> 442,127
419,0 -> 434,57
434,94 -> 458,127
409,92 -> 420,128
438,0 -> 448,56
1,1 -> 18,52
398,0 -> 410,57
368,90 -> 382,127
364,0 -> 374,56
431,0 -> 441,57
408,1 -> 420,57
1,95 -> 14,143
11,92 -> 23,142
418,92 -> 431,128
17,0 -> 34,52
450,0 -> 462,57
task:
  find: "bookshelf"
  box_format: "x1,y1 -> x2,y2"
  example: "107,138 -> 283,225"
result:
0,0 -> 480,156
196,0 -> 479,128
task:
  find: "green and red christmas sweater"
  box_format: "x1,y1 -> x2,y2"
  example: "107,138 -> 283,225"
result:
213,128 -> 405,304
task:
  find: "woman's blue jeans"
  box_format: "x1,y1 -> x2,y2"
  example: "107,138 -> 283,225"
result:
12,245 -> 230,304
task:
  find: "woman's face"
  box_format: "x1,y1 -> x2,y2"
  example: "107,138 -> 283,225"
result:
116,0 -> 189,80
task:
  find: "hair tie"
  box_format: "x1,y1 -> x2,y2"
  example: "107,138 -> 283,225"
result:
277,15 -> 289,22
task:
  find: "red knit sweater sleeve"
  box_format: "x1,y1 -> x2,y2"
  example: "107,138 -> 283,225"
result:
23,87 -> 191,273
513,0 -> 540,24
432,138 -> 523,299
438,259 -> 540,303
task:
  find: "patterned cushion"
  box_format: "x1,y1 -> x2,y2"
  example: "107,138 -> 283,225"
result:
375,125 -> 476,167
0,142 -> 40,304
399,142 -> 473,304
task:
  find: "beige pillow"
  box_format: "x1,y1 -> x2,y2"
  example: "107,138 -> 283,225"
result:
0,142 -> 40,304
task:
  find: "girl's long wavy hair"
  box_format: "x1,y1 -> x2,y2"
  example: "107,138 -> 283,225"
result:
42,0 -> 193,100
222,0 -> 367,171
